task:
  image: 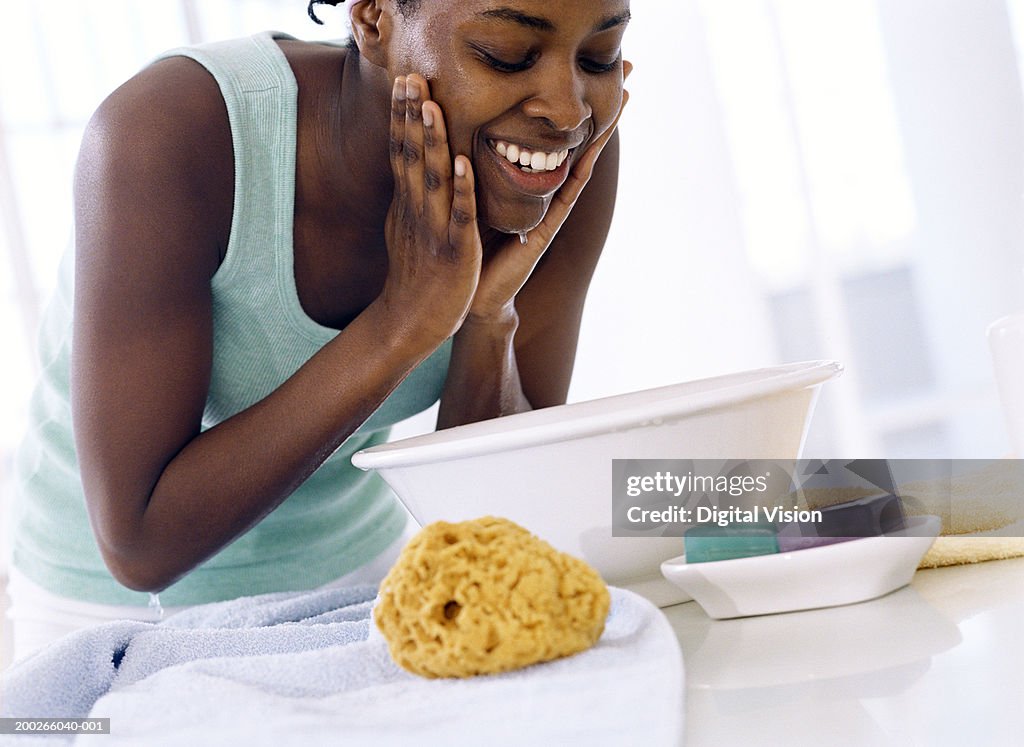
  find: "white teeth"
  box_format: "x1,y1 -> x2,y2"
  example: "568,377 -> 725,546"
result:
492,140 -> 571,173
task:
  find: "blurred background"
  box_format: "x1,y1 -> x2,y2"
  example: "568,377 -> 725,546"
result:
2,0 -> 1024,580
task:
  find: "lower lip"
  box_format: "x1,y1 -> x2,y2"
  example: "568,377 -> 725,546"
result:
485,141 -> 572,196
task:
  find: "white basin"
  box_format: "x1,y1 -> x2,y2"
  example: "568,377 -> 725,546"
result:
352,360 -> 843,606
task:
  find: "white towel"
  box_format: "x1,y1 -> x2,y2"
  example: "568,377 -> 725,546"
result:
2,586 -> 683,746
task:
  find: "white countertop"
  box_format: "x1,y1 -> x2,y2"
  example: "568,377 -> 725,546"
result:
662,556 -> 1024,746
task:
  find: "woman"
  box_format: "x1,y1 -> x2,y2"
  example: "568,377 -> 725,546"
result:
6,0 -> 631,659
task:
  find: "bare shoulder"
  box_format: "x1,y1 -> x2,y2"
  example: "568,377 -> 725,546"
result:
275,37 -> 348,74
76,55 -> 234,273
81,54 -> 232,180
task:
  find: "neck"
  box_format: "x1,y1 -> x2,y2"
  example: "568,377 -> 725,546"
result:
301,48 -> 395,233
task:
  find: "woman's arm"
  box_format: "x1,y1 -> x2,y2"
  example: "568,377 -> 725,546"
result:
436,128 -> 622,428
72,61 -> 472,593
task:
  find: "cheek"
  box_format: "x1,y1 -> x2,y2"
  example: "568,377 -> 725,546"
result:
392,26 -> 491,158
394,17 -> 447,76
590,78 -> 625,134
430,82 -> 489,154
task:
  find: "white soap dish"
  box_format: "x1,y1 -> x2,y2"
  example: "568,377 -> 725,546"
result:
660,515 -> 941,619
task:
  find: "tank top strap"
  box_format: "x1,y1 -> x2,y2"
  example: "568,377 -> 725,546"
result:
153,31 -> 299,295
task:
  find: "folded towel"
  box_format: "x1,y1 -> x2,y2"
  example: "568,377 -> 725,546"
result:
1,586 -> 683,746
919,520 -> 1024,567
0,621 -> 152,724
0,585 -> 379,723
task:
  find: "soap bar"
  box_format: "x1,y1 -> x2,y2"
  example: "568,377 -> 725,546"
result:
774,531 -> 853,552
684,522 -> 779,564
777,492 -> 906,553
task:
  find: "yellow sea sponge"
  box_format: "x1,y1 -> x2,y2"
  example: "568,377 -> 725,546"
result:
373,516 -> 610,679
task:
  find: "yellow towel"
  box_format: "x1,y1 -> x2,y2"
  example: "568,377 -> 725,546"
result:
918,522 -> 1024,568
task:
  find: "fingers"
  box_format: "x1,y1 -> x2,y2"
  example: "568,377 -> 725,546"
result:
388,73 -> 480,268
388,77 -> 407,200
421,99 -> 454,239
448,155 -> 479,259
391,74 -> 458,239
402,75 -> 426,214
577,88 -> 629,176
525,89 -> 629,250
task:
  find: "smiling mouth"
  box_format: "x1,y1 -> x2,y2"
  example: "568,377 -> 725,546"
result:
489,139 -> 574,173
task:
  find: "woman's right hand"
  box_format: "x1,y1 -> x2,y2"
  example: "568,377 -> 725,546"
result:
379,74 -> 483,346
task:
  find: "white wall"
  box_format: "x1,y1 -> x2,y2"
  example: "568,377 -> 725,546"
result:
576,0 -> 1023,459
573,0 -> 779,402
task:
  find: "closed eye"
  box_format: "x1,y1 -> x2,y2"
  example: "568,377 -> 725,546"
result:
470,44 -> 537,73
579,57 -> 620,74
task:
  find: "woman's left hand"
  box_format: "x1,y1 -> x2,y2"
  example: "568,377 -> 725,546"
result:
467,64 -> 632,323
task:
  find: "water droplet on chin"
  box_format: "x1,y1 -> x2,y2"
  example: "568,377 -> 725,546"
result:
148,593 -> 164,621
518,231 -> 528,245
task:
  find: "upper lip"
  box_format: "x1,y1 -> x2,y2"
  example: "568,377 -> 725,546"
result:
486,136 -> 585,153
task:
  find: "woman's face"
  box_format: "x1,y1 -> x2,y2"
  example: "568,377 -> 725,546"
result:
382,0 -> 630,234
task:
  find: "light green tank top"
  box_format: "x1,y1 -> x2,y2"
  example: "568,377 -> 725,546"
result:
8,31 -> 451,607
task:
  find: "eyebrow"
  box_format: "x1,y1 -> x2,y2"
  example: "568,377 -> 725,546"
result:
478,8 -> 631,34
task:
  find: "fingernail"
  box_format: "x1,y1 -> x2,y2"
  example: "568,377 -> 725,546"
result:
422,104 -> 434,127
454,158 -> 466,177
405,79 -> 418,100
393,77 -> 405,101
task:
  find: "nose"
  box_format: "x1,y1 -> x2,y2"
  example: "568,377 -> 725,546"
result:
522,63 -> 592,132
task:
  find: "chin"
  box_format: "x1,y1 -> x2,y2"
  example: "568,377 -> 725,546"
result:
477,192 -> 549,235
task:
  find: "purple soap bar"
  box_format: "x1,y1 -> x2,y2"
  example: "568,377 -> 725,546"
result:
776,492 -> 906,552
776,531 -> 855,553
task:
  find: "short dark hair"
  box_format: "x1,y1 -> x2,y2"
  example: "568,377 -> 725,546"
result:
307,0 -> 419,26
